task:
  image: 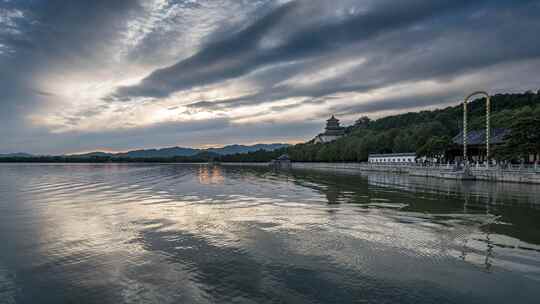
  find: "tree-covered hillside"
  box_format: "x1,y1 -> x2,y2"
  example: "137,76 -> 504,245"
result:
286,90 -> 540,162
216,90 -> 540,163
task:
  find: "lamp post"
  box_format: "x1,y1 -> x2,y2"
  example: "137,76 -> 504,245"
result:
463,91 -> 491,164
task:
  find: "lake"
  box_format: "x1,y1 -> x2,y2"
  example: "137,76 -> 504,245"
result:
0,163 -> 539,303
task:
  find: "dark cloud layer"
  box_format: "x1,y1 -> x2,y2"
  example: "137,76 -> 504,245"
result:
1,0 -> 540,154
114,0 -> 540,106
114,0 -> 475,98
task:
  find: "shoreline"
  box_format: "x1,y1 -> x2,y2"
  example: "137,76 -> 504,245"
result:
220,162 -> 540,185
2,161 -> 540,184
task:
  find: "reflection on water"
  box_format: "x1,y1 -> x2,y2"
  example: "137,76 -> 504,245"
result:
0,163 -> 539,303
198,166 -> 224,185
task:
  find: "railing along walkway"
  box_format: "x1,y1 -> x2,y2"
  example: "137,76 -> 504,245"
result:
294,162 -> 540,173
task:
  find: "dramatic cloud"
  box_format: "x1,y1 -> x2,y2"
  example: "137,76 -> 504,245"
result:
1,0 -> 540,154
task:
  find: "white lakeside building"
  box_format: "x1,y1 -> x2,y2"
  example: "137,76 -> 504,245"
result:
368,153 -> 417,164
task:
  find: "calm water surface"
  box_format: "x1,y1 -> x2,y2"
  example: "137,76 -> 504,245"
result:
0,163 -> 539,303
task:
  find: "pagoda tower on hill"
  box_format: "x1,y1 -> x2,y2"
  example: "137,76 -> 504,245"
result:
313,115 -> 345,143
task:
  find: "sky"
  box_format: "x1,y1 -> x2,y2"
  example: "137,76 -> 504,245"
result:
1,0 -> 540,155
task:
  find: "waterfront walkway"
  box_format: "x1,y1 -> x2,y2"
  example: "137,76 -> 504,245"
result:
221,162 -> 540,184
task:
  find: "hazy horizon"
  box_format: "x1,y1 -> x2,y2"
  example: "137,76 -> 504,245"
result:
1,142 -> 292,156
2,0 -> 540,154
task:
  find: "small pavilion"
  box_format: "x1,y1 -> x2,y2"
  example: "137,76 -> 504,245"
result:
447,128 -> 509,162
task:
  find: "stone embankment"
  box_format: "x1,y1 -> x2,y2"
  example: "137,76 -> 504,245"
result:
220,162 -> 540,184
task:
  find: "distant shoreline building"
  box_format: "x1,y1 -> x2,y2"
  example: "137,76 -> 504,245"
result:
313,115 -> 346,143
270,154 -> 292,170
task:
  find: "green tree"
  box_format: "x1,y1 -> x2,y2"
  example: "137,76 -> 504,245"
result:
417,136 -> 452,160
392,132 -> 415,152
495,112 -> 540,161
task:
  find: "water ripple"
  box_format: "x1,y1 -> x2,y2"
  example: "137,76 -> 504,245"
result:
0,164 -> 539,303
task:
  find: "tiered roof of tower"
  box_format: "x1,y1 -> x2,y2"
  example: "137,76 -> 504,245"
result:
324,115 -> 345,136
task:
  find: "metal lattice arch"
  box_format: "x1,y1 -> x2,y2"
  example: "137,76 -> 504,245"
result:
463,91 -> 491,163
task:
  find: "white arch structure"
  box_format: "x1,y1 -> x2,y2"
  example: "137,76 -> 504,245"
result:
463,91 -> 491,162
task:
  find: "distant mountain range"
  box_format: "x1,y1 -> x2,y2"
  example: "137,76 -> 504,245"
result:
0,144 -> 289,159
69,143 -> 289,158
0,153 -> 34,158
